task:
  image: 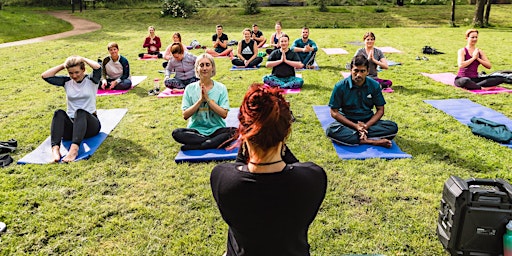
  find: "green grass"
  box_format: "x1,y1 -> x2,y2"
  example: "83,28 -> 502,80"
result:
0,7 -> 72,43
1,5 -> 512,255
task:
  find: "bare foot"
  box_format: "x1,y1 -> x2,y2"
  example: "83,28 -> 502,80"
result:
362,138 -> 392,148
171,88 -> 184,94
52,145 -> 62,163
62,144 -> 79,163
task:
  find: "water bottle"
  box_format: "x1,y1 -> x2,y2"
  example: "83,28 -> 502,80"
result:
504,220 -> 512,256
153,78 -> 160,92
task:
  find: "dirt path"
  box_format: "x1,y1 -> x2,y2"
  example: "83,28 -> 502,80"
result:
0,11 -> 101,49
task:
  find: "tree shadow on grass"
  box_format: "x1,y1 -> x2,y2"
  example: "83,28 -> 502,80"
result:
397,137 -> 503,172
93,137 -> 153,164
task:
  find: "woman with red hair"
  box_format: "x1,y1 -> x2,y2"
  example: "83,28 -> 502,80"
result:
210,83 -> 327,256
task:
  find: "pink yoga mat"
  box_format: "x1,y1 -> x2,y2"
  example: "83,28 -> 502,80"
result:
421,72 -> 512,95
340,72 -> 394,93
376,46 -> 402,53
322,48 -> 348,55
282,88 -> 301,94
157,88 -> 184,98
97,76 -> 147,96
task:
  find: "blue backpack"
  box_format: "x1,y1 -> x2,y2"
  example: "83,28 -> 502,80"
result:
467,117 -> 512,143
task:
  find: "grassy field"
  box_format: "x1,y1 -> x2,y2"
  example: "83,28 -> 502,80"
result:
0,7 -> 72,43
1,5 -> 512,255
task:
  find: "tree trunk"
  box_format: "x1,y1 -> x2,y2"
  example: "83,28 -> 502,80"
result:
484,0 -> 492,26
451,0 -> 456,27
473,0 -> 486,27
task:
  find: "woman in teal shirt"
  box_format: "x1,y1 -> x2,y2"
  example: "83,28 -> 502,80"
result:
172,53 -> 236,151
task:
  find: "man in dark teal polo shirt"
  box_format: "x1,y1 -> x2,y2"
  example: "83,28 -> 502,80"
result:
326,55 -> 398,148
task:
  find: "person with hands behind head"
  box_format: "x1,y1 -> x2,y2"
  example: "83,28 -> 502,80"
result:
100,42 -> 132,90
263,34 -> 304,89
172,53 -> 236,151
206,24 -> 233,57
454,29 -> 510,90
210,83 -> 327,256
41,56 -> 102,163
326,55 -> 398,148
231,28 -> 263,68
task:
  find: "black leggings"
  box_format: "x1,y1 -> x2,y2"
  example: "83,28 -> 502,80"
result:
51,109 -> 101,147
454,76 -> 507,90
172,127 -> 236,149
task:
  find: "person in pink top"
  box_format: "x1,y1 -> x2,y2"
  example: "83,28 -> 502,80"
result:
454,29 -> 510,89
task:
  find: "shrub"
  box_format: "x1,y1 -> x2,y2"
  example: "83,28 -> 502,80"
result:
161,0 -> 197,18
244,0 -> 259,14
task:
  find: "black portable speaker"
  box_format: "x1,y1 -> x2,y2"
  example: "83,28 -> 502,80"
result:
437,176 -> 512,255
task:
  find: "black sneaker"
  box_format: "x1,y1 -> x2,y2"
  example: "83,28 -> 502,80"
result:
0,139 -> 16,153
0,154 -> 13,168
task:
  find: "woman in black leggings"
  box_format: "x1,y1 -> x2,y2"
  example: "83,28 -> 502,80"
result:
41,56 -> 102,162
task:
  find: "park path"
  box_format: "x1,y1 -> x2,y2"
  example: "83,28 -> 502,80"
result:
0,11 -> 101,49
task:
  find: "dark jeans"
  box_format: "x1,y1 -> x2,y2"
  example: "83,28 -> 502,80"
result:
172,127 -> 236,150
51,109 -> 101,147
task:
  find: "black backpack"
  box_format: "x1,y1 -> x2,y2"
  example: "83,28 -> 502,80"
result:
422,45 -> 444,55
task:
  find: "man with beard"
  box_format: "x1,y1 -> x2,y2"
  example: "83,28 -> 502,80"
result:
291,27 -> 318,69
326,55 -> 398,148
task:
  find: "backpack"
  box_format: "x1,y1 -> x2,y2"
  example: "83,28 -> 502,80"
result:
467,117 -> 512,143
422,45 -> 444,55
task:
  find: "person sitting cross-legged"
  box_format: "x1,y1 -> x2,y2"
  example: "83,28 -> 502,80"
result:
172,53 -> 236,151
163,43 -> 198,93
100,42 -> 132,90
231,28 -> 263,68
291,27 -> 318,69
326,55 -> 398,148
205,24 -> 233,58
263,34 -> 304,89
251,23 -> 267,48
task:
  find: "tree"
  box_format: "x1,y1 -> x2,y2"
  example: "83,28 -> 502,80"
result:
244,0 -> 260,15
484,0 -> 492,26
450,0 -> 456,27
473,0 -> 492,27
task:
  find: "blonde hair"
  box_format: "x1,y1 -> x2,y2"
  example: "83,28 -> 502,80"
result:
195,53 -> 216,78
64,56 -> 85,70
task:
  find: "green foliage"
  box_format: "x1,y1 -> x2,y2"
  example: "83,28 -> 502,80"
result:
243,0 -> 259,14
161,0 -> 197,18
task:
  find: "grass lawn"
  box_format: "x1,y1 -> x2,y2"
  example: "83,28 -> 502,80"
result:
1,5 -> 512,255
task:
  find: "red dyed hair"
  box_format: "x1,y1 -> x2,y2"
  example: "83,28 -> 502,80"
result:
235,83 -> 292,153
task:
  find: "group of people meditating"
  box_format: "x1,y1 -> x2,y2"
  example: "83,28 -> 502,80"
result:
39,27 -> 510,254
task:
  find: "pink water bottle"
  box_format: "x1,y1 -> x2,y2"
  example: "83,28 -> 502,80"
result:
504,220 -> 512,256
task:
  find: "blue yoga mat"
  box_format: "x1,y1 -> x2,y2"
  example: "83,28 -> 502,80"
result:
313,106 -> 412,160
424,98 -> 512,148
175,108 -> 239,163
230,65 -> 260,71
17,109 -> 128,164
